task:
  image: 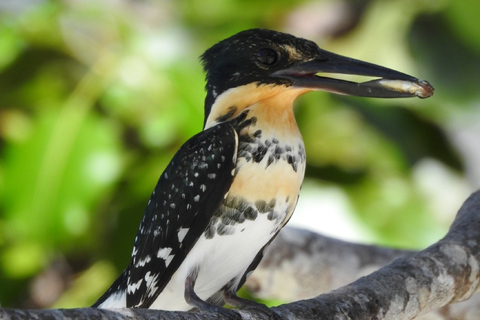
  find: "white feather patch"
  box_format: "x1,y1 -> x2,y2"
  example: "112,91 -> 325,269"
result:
177,228 -> 189,242
157,247 -> 173,259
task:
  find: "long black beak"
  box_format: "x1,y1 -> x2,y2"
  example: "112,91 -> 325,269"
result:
272,48 -> 434,99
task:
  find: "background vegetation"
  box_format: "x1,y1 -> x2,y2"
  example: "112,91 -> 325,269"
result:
0,0 -> 479,309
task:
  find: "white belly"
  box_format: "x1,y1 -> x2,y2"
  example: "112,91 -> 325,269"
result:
149,205 -> 288,310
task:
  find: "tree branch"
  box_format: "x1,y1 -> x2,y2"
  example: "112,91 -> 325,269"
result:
247,226 -> 415,302
2,190 -> 479,320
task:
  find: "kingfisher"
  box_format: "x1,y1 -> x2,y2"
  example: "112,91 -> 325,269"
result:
93,29 -> 433,314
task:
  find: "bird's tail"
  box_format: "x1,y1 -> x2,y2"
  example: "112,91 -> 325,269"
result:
92,269 -> 128,308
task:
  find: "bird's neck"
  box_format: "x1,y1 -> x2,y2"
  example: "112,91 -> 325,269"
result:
204,83 -> 310,130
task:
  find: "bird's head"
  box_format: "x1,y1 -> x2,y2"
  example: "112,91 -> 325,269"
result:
201,29 -> 433,128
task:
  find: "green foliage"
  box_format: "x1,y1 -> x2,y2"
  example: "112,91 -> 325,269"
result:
0,0 -> 477,309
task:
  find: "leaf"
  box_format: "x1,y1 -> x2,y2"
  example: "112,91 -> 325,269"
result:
1,110 -> 123,251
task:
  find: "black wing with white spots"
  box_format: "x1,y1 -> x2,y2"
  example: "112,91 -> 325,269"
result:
126,122 -> 238,308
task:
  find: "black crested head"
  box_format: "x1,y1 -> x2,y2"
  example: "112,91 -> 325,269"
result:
200,29 -> 321,120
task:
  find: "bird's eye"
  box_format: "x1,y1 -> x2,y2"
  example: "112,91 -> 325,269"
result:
255,48 -> 279,66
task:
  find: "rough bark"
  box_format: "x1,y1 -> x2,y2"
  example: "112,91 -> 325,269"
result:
1,190 -> 479,320
247,224 -> 480,320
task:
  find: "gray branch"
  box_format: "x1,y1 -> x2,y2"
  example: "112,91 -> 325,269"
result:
2,190 -> 480,320
247,227 -> 415,302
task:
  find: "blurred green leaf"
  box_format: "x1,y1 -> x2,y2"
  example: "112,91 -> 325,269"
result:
1,242 -> 45,278
0,24 -> 24,72
444,0 -> 480,54
53,261 -> 117,308
1,110 -> 122,248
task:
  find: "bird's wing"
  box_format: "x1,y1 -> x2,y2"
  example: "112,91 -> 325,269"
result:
126,122 -> 238,308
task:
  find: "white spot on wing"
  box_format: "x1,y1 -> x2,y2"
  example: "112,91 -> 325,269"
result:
157,247 -> 173,259
165,254 -> 174,267
135,255 -> 151,268
144,272 -> 160,297
177,227 -> 189,242
128,279 -> 143,294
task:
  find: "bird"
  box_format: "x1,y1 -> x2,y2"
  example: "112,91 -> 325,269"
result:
92,28 -> 433,314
